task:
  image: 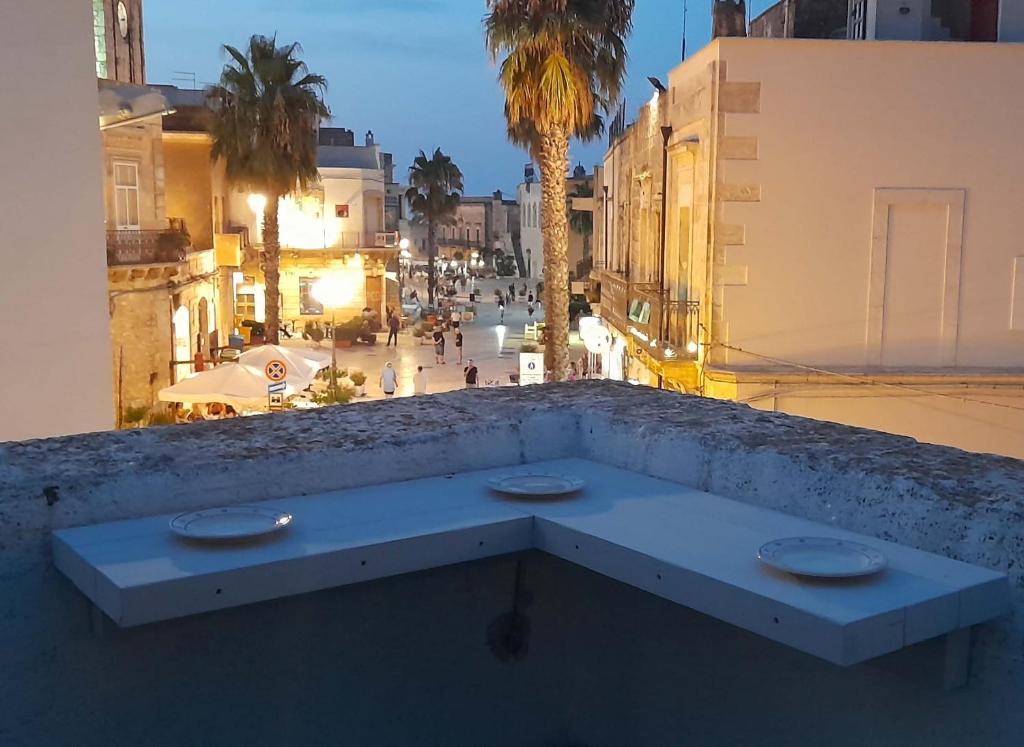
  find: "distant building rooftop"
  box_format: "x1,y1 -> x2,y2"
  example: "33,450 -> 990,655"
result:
317,144 -> 382,170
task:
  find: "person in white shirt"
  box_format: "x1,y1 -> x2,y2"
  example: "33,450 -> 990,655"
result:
379,361 -> 399,398
413,365 -> 427,396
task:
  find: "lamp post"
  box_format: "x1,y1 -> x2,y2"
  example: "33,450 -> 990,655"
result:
312,273 -> 356,399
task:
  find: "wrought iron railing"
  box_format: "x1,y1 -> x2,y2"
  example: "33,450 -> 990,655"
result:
598,270 -> 700,361
106,230 -> 189,266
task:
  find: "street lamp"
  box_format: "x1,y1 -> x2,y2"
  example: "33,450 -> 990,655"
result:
312,273 -> 357,399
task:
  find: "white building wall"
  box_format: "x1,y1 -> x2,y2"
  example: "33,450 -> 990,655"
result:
0,0 -> 114,440
1000,0 -> 1024,41
517,182 -> 543,278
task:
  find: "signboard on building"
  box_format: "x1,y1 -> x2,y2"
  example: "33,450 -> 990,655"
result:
519,352 -> 544,386
601,272 -> 628,333
335,204 -> 349,218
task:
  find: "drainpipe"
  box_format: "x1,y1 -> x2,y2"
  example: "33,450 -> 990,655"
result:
659,125 -> 673,348
602,185 -> 609,271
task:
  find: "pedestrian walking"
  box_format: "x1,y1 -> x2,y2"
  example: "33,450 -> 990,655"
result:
386,312 -> 400,347
506,290 -> 513,305
413,365 -> 428,395
527,304 -> 535,318
508,282 -> 515,299
528,292 -> 534,304
498,298 -> 505,324
464,359 -> 479,389
568,361 -> 579,381
455,329 -> 464,364
379,361 -> 398,398
433,327 -> 446,365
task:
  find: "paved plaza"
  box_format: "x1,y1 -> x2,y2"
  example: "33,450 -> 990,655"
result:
282,277 -> 585,400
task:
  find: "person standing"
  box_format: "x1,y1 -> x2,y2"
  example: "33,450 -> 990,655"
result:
379,361 -> 399,398
455,328 -> 464,365
464,359 -> 479,389
433,327 -> 446,365
413,365 -> 428,396
498,298 -> 505,324
386,312 -> 400,347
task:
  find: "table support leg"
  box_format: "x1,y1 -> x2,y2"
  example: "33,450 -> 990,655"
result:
90,602 -> 108,640
942,627 -> 972,691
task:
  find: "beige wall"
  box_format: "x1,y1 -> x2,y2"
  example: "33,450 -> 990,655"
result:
706,39 -> 1024,372
0,0 -> 114,440
163,135 -> 216,250
101,120 -> 166,231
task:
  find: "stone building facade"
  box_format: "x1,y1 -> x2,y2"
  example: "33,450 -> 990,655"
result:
596,37 -> 1024,459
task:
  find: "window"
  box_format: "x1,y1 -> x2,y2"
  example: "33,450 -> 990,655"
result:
92,0 -> 108,78
236,292 -> 256,319
299,277 -> 324,316
113,161 -> 140,229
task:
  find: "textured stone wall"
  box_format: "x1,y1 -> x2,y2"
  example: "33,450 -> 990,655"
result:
1,383 -> 1021,745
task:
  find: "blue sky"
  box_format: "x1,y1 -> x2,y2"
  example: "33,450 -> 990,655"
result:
146,1 -> 775,194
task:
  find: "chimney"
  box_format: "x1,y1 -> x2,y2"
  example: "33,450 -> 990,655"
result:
712,0 -> 748,39
365,130 -> 375,146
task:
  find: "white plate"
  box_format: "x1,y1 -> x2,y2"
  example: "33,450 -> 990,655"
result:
486,473 -> 584,497
757,537 -> 887,578
170,506 -> 293,541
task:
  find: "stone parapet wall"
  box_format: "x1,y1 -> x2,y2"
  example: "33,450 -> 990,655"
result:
1,382 -> 1022,744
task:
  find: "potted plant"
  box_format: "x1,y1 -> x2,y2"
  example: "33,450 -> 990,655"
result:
349,371 -> 367,397
335,319 -> 361,348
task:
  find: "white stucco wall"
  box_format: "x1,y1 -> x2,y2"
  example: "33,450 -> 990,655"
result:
999,0 -> 1024,41
713,39 -> 1024,371
517,182 -> 544,278
0,0 -> 113,441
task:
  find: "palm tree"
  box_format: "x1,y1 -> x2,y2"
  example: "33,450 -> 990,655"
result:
486,0 -> 634,379
206,35 -> 329,345
406,149 -> 464,307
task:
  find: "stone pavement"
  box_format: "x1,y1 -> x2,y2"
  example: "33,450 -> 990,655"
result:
281,277 -> 585,400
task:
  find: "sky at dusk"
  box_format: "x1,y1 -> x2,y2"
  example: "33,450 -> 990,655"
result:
146,1 -> 776,195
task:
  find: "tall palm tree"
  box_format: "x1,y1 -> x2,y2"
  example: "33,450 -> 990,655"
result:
486,0 -> 634,379
406,149 -> 464,307
207,35 -> 329,345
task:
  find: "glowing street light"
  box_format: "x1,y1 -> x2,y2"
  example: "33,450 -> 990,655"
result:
312,273 -> 358,398
399,237 -> 410,251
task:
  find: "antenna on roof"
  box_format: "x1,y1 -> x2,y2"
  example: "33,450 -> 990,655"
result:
171,71 -> 197,89
682,0 -> 688,61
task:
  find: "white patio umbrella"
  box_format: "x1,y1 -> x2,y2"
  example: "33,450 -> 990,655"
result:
157,363 -> 299,411
238,344 -> 323,389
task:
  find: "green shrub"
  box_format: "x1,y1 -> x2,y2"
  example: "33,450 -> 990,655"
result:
349,371 -> 367,386
148,411 -> 176,427
520,342 -> 539,354
313,385 -> 356,406
122,405 -> 148,425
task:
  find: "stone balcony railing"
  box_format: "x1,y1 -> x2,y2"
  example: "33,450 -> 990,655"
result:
105,229 -> 189,266
2,383 -> 1022,745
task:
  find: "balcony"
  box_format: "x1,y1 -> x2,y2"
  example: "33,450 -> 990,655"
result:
438,236 -> 486,251
328,231 -> 399,250
105,229 -> 189,266
597,270 -> 700,362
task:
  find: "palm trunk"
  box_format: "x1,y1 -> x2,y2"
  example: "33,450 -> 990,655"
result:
262,194 -> 281,345
539,126 -> 571,380
427,219 -> 437,307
